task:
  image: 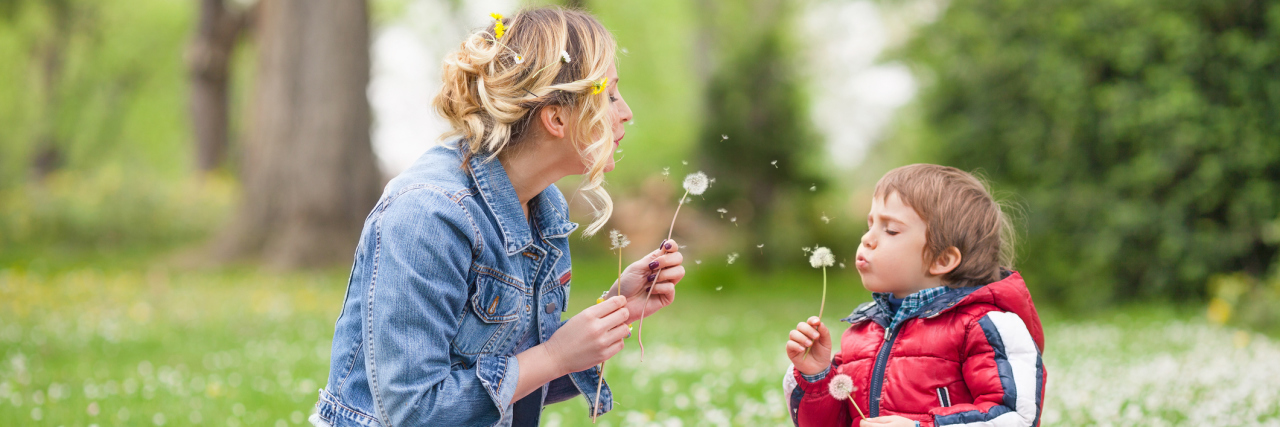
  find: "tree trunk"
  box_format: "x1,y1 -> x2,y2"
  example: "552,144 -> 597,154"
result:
187,0 -> 251,172
214,0 -> 381,269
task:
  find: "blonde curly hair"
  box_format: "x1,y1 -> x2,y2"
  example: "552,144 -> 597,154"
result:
433,7 -> 618,236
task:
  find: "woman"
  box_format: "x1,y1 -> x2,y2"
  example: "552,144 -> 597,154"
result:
310,7 -> 685,427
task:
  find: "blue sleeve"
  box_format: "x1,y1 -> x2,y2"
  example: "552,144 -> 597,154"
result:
364,189 -> 518,426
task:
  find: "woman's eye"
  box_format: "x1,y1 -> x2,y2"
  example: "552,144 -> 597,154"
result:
609,95 -> 618,103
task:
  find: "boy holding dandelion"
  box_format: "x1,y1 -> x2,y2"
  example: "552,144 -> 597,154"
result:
783,164 -> 1047,427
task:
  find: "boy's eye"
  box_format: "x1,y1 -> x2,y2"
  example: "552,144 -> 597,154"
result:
885,228 -> 899,236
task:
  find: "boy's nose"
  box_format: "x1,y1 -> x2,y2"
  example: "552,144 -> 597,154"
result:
861,231 -> 875,248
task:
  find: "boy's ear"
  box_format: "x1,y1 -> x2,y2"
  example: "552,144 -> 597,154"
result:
928,246 -> 962,277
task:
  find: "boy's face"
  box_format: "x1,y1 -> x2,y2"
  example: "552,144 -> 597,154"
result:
855,192 -> 935,297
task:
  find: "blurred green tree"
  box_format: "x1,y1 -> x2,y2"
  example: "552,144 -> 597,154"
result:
211,0 -> 382,269
696,0 -> 827,267
901,0 -> 1280,307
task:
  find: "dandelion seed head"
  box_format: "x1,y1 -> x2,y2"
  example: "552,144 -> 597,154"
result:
727,252 -> 739,264
829,374 -> 855,401
609,229 -> 630,250
810,247 -> 835,268
683,172 -> 710,195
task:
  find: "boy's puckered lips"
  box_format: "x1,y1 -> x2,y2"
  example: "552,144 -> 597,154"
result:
855,254 -> 870,271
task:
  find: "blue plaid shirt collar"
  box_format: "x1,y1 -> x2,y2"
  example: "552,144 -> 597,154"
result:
873,286 -> 951,331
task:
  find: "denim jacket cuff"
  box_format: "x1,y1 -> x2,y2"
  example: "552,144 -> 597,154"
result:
475,355 -> 520,416
568,364 -> 613,418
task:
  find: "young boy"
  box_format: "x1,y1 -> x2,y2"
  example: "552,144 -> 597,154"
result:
784,164 -> 1046,427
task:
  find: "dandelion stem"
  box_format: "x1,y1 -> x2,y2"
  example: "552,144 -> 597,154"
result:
594,249 -> 624,422
638,189 -> 688,361
802,266 -> 828,361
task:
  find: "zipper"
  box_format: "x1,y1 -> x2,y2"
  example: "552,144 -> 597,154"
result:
868,324 -> 899,417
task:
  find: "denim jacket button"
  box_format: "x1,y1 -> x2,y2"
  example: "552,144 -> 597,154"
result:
525,304 -> 531,312
545,302 -> 556,314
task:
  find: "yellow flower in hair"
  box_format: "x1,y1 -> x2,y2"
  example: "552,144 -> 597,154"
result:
490,13 -> 506,40
591,77 -> 609,95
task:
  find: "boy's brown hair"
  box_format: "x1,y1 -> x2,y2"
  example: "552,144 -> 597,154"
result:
873,164 -> 1015,288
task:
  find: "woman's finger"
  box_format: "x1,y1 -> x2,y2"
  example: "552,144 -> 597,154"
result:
585,295 -> 627,318
647,282 -> 676,298
599,304 -> 630,328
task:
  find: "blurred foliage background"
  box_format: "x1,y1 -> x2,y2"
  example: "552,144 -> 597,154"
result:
2,0 -> 1280,424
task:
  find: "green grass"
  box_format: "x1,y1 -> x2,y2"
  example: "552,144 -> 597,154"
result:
2,249 -> 1278,426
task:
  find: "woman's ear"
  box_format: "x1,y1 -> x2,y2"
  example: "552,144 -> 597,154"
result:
538,105 -> 568,139
928,246 -> 962,276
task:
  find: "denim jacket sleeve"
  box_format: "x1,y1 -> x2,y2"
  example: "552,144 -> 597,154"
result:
364,188 -> 518,426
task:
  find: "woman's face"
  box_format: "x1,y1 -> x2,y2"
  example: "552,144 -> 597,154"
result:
599,63 -> 631,173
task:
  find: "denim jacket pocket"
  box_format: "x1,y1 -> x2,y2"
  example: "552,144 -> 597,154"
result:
453,270 -> 526,356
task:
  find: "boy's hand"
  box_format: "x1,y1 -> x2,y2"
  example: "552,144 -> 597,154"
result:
860,416 -> 917,427
786,316 -> 832,376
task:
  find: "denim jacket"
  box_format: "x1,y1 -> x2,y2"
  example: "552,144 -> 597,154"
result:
312,143 -> 611,427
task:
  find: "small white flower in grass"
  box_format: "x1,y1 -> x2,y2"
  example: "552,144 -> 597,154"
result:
513,54 -> 525,64
683,172 -> 709,196
810,247 -> 835,268
609,229 -> 631,250
716,208 -> 728,218
771,160 -> 778,168
829,374 -> 855,401
727,252 -> 739,264
560,50 -> 571,63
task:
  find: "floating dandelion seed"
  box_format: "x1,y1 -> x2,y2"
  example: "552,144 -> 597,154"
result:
560,50 -> 571,63
621,47 -> 630,54
616,149 -> 623,154
821,214 -> 831,224
715,286 -> 723,291
721,134 -> 729,141
638,172 -> 713,360
716,208 -> 728,218
696,259 -> 702,264
839,262 -> 846,269
682,160 -> 688,165
771,160 -> 778,168
727,253 -> 739,264
810,184 -> 817,191
730,217 -> 738,226
803,246 -> 813,255
757,243 -> 765,254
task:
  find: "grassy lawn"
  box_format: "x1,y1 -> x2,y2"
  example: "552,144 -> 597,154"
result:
2,249 -> 1278,426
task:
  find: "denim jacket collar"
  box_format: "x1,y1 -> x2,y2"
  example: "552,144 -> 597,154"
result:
468,153 -> 578,256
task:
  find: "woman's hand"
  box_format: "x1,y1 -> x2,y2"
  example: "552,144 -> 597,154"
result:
860,416 -> 918,427
786,316 -> 833,376
541,295 -> 631,375
610,239 -> 684,324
